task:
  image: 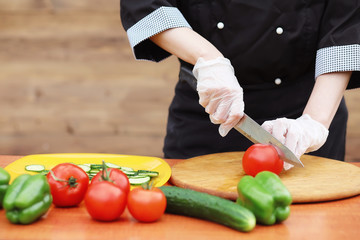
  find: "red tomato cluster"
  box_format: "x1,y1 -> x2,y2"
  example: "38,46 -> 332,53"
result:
46,163 -> 166,223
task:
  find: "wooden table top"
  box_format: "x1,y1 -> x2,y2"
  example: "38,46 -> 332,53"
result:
1,155 -> 359,240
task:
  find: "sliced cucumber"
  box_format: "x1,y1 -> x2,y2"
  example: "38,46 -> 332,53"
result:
23,161 -> 158,185
25,164 -> 46,172
120,166 -> 134,172
89,169 -> 101,175
77,164 -> 91,173
128,176 -> 151,185
121,170 -> 138,176
137,170 -> 159,177
105,162 -> 121,169
90,164 -> 103,170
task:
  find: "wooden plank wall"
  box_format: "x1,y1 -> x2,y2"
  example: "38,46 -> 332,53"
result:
0,0 -> 359,161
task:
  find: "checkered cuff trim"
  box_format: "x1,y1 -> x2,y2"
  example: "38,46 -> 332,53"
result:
315,44 -> 360,78
126,6 -> 191,50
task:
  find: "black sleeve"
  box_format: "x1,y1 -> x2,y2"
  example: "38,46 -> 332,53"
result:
315,0 -> 360,89
120,0 -> 191,62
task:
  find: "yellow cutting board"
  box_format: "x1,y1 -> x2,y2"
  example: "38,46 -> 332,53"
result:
4,153 -> 172,188
170,152 -> 360,203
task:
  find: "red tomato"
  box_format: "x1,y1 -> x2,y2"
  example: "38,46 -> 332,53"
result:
242,144 -> 284,177
90,168 -> 130,195
127,187 -> 167,222
84,181 -> 127,221
47,163 -> 89,207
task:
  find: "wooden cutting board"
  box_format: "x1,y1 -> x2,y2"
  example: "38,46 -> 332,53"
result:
170,152 -> 360,203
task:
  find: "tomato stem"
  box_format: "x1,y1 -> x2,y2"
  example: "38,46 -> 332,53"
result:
68,176 -> 79,188
100,160 -> 114,183
141,180 -> 154,190
50,170 -> 78,188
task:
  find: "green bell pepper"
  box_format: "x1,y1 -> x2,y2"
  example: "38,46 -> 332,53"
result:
236,171 -> 292,225
3,173 -> 52,224
0,167 -> 11,208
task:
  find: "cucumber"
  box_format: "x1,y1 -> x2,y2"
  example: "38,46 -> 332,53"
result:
128,176 -> 151,185
25,164 -> 46,172
88,169 -> 101,175
77,164 -> 91,173
105,162 -> 121,169
121,170 -> 138,176
159,186 -> 256,232
120,166 -> 134,172
23,161 -> 159,186
137,170 -> 159,177
90,164 -> 103,170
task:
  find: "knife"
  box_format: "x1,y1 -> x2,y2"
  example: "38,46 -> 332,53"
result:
234,114 -> 304,167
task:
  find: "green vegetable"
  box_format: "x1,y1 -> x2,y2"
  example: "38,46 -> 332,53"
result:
24,162 -> 160,185
105,162 -> 121,169
128,176 -> 151,185
160,186 -> 256,232
121,170 -> 137,176
77,164 -> 91,173
3,174 -> 52,224
25,164 -> 45,172
0,167 -> 11,208
120,166 -> 134,172
137,170 -> 159,177
90,164 -> 103,170
236,171 -> 292,225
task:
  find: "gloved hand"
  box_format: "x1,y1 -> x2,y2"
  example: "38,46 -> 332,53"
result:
261,114 -> 329,160
193,57 -> 244,137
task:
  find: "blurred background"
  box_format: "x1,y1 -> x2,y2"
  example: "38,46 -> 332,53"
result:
0,0 -> 359,161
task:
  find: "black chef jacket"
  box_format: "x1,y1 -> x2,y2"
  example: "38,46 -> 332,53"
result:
120,0 -> 360,160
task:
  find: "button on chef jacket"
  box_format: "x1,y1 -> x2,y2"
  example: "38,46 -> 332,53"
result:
121,0 -> 360,160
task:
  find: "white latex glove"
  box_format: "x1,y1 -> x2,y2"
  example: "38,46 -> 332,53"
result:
262,114 -> 329,162
193,57 -> 244,137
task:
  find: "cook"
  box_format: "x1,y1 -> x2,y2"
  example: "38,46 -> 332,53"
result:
120,1 -> 360,161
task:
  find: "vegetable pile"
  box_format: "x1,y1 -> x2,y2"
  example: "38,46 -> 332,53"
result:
158,143 -> 292,232
25,162 -> 159,186
1,161 -> 165,225
1,145 -> 292,231
160,171 -> 292,232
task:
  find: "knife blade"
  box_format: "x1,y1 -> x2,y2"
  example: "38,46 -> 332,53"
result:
234,114 -> 304,167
